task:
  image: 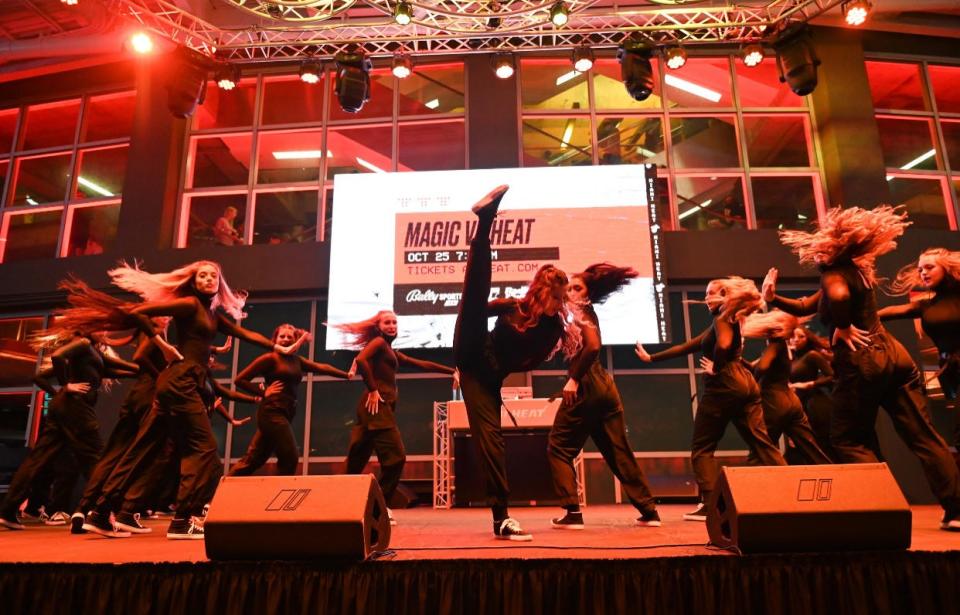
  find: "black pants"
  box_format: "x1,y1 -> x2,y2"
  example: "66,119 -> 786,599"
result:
548,365 -> 655,512
345,426 -> 406,503
2,391 -> 102,517
831,329 -> 960,512
692,362 -> 786,498
230,395 -> 299,476
748,386 -> 831,466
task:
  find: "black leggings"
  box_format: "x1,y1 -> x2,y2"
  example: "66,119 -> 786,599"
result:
230,395 -> 299,476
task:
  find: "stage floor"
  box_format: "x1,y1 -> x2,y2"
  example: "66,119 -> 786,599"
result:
2,504 -> 958,564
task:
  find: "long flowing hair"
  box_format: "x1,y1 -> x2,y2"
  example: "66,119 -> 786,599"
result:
741,310 -> 799,340
332,310 -> 394,350
794,325 -> 830,353
779,205 -> 910,287
109,260 -> 247,320
516,265 -> 581,360
889,247 -> 960,295
693,276 -> 763,322
31,278 -> 139,350
271,323 -> 307,345
578,263 -> 639,304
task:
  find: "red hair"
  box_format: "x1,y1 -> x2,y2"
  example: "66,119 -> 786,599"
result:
332,310 -> 395,350
515,265 -> 581,360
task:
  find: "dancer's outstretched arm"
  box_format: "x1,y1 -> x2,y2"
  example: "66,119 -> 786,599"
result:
300,357 -> 351,379
635,330 -> 708,363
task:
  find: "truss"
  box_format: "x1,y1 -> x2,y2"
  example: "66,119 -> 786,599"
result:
105,0 -> 843,62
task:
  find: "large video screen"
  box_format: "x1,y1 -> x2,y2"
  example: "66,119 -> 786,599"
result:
326,165 -> 667,349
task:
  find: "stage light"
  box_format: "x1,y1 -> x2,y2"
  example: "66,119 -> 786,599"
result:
392,53 -> 413,79
60,0 -> 79,5
166,49 -> 207,118
425,98 -> 440,109
773,23 -> 821,97
356,157 -> 386,173
487,1 -> 503,29
299,60 -> 322,84
572,46 -> 594,72
129,32 -> 154,55
214,64 -> 241,91
549,1 -> 569,27
617,36 -> 655,102
394,1 -> 412,25
335,50 -> 372,113
273,150 -> 330,160
493,53 -> 515,79
741,44 -> 764,67
842,0 -> 871,26
665,46 -> 687,70
664,74 -> 721,102
77,177 -> 114,197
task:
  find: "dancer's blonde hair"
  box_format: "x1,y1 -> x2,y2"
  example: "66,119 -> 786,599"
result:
741,310 -> 800,340
889,247 -> 960,295
109,260 -> 247,320
699,276 -> 764,322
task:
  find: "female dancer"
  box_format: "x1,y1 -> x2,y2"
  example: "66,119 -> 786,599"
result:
1,327 -> 138,530
635,277 -> 786,521
231,324 -> 350,476
788,326 -> 837,461
454,185 -> 580,541
335,311 -> 455,523
764,206 -> 960,530
740,310 -> 831,465
82,260 -> 305,539
884,247 -> 960,468
548,263 -> 661,529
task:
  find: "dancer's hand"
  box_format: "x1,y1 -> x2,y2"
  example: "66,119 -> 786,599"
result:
365,390 -> 384,415
832,325 -> 871,351
790,380 -> 815,391
154,335 -> 183,363
264,381 -> 284,397
212,337 -> 233,355
634,342 -> 651,362
762,268 -> 779,302
562,378 -> 579,405
347,359 -> 358,380
699,357 -> 716,375
231,416 -> 252,427
64,382 -> 91,395
452,368 -> 460,390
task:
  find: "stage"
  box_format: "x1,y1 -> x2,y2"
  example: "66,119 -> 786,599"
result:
2,504 -> 959,614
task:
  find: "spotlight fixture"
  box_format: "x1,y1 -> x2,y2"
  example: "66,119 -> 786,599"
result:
129,32 -> 154,55
60,0 -> 79,5
166,49 -> 207,118
487,1 -> 502,29
572,46 -> 594,73
617,36 -> 656,102
493,53 -> 515,79
299,60 -> 322,84
549,1 -> 569,27
215,64 -> 241,91
392,53 -> 413,79
841,0 -> 871,26
772,23 -> 821,96
335,50 -> 373,113
741,44 -> 764,67
665,46 -> 687,70
394,1 -> 413,25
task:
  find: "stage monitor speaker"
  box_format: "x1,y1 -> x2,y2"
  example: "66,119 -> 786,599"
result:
707,462 -> 911,554
204,474 -> 391,561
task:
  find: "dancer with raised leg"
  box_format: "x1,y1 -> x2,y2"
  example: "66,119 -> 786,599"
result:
548,263 -> 661,529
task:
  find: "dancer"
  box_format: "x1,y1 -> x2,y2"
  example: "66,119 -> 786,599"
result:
763,206 -> 960,530
548,263 -> 661,529
788,326 -> 838,461
231,324 -> 350,476
1,327 -> 138,530
453,185 -> 581,541
635,277 -> 786,521
335,312 -> 454,523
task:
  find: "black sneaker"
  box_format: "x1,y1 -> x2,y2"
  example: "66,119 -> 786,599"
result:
20,507 -> 45,524
682,503 -> 707,522
167,516 -> 204,540
471,185 -> 509,220
82,510 -> 131,538
115,511 -> 152,534
636,509 -> 662,527
1,510 -> 25,531
942,508 -> 960,532
70,512 -> 87,534
551,511 -> 585,530
494,517 -> 533,542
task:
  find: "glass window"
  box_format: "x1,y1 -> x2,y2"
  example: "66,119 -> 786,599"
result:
398,120 -> 466,171
735,60 -> 804,108
12,153 -> 72,206
262,75 -> 325,125
21,99 -> 81,151
328,68 -> 395,122
397,63 -> 465,115
2,209 -> 62,262
940,120 -> 960,170
0,159 -> 8,204
928,64 -> 960,115
886,176 -> 950,230
252,190 -> 318,244
0,317 -> 44,388
876,117 -> 939,171
664,58 -> 734,109
236,301 -> 314,368
189,134 -> 252,188
865,61 -> 928,111
183,193 -> 247,247
742,115 -> 811,167
752,175 -> 819,230
521,117 -> 592,167
616,374 -> 693,452
675,175 -> 746,230
670,116 -> 740,169
593,58 -> 663,111
0,392 -> 33,445
309,379 -> 365,456
194,79 -> 257,130
394,378 -> 455,455
0,108 -> 18,154
74,145 -> 128,199
596,116 -> 665,166
67,203 -> 120,256
82,91 -> 136,142
256,129 -> 324,184
520,58 -> 590,111
325,125 -> 392,177
611,291 -> 685,366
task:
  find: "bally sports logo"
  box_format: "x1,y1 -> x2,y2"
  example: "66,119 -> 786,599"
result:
265,488 -> 311,511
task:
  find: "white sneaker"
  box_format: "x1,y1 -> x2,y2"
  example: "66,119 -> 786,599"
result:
387,508 -> 397,526
43,511 -> 71,526
495,517 -> 533,542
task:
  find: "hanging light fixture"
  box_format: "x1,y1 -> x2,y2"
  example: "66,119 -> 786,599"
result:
299,60 -> 322,84
665,46 -> 687,70
549,1 -> 569,27
842,0 -> 872,26
392,53 -> 413,79
572,46 -> 594,73
394,1 -> 413,25
493,53 -> 515,79
741,44 -> 764,67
